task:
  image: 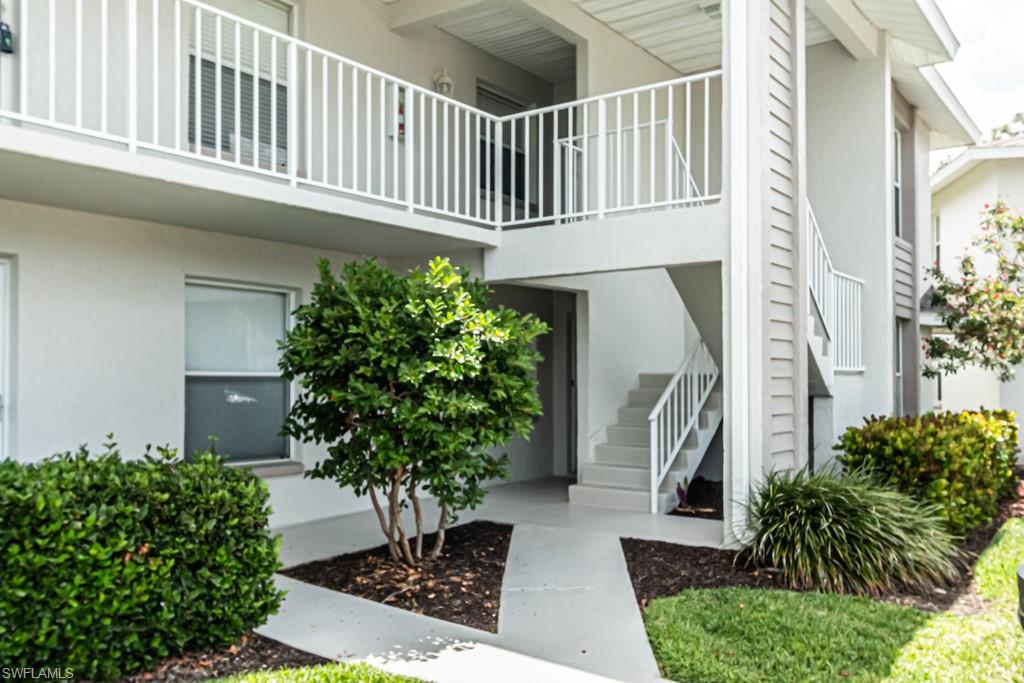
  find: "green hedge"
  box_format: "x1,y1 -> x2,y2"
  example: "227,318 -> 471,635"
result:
836,409 -> 1018,535
0,442 -> 284,680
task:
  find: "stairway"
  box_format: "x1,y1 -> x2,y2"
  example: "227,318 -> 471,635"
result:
807,311 -> 834,396
569,372 -> 723,513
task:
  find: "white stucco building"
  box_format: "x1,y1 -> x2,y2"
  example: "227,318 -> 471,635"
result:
922,138 -> 1024,423
0,0 -> 979,545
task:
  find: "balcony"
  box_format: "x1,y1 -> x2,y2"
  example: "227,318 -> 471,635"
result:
0,0 -> 722,253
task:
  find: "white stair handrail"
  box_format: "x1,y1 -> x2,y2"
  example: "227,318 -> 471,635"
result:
647,340 -> 719,513
807,205 -> 835,341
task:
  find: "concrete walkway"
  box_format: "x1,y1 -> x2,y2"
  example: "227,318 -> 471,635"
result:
261,480 -> 715,681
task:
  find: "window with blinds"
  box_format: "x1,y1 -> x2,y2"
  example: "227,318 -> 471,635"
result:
477,82 -> 528,201
187,0 -> 292,167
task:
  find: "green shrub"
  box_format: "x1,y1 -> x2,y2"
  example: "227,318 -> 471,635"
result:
836,409 -> 1018,535
741,469 -> 958,595
0,441 -> 284,680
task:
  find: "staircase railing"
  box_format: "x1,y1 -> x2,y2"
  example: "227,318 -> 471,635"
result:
807,206 -> 835,340
647,340 -> 718,513
807,203 -> 864,373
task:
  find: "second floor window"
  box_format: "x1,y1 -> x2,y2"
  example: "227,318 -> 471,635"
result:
932,213 -> 942,268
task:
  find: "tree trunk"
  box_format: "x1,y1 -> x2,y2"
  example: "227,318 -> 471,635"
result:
367,485 -> 400,562
388,469 -> 417,566
429,504 -> 448,559
408,482 -> 424,560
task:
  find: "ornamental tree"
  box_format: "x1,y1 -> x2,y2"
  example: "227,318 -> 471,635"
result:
279,257 -> 549,565
925,201 -> 1024,381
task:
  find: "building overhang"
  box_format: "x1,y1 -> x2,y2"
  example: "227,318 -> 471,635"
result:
891,63 -> 981,150
932,143 -> 1024,193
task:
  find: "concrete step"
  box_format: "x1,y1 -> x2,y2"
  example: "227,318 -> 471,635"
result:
627,388 -> 664,408
568,483 -> 676,513
607,424 -> 650,447
594,443 -> 649,466
638,373 -> 674,389
617,406 -> 651,426
579,461 -> 688,492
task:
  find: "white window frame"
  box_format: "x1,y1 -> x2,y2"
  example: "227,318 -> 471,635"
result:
932,212 -> 941,268
184,277 -> 297,465
893,128 -> 903,238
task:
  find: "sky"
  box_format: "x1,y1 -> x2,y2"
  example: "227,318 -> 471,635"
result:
932,0 -> 1024,162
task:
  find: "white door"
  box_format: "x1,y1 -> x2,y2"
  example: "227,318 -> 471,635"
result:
0,261 -> 7,458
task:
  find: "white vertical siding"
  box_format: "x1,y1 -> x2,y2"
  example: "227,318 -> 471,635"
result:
766,0 -> 800,470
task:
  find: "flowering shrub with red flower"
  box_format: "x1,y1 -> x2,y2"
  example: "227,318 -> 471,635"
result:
925,201 -> 1024,381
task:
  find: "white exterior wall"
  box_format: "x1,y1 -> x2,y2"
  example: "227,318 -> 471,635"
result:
806,39 -> 893,454
0,199 -> 569,527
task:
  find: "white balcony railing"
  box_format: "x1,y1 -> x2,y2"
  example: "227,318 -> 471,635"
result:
2,0 -> 722,230
807,204 -> 864,373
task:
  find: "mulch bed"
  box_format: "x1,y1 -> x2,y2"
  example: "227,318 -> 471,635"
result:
120,633 -> 328,682
623,470 -> 1024,614
668,477 -> 723,520
280,520 -> 513,633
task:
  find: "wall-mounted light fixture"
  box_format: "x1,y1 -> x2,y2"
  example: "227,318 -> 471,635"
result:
433,69 -> 454,97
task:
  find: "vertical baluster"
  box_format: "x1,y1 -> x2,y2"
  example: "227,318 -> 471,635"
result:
453,106 -> 461,214
430,98 -> 437,209
392,82 -> 399,199
404,87 -> 414,209
75,0 -> 83,127
128,0 -> 137,148
484,116 -> 491,222
566,107 -> 574,216
351,68 -> 358,188
304,49 -> 312,179
365,71 -> 372,192
47,0 -> 55,121
615,97 -> 622,209
19,0 -> 28,116
581,102 -> 589,214
154,0 -> 162,144
524,116 -> 530,221
286,41 -> 297,183
418,91 -> 425,207
442,102 -> 449,211
101,0 -> 109,132
510,118 -> 516,223
686,81 -> 692,199
649,88 -> 655,204
475,114 -> 482,221
174,0 -> 181,149
597,99 -> 606,217
336,62 -> 343,184
269,36 -> 277,168
192,6 -> 201,154
553,111 -> 560,221
494,121 -> 503,226
538,112 -> 545,221
214,14 -> 222,158
320,56 -> 328,182
378,77 -> 385,195
234,23 -> 241,163
665,86 -> 673,201
252,29 -> 259,167
704,77 -> 710,196
464,109 -> 471,217
632,93 -> 639,205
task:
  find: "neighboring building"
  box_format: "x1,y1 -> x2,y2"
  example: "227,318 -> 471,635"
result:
922,138 -> 1024,423
0,0 -> 978,545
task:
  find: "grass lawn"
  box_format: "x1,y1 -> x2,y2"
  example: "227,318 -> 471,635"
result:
645,517 -> 1024,683
215,662 -> 421,683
